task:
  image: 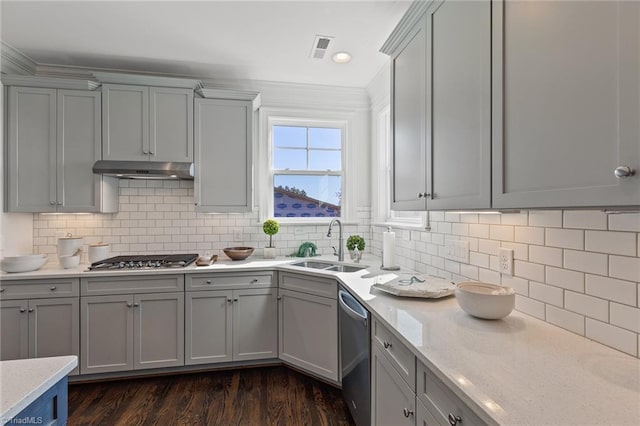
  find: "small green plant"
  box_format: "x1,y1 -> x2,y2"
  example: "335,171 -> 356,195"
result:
346,235 -> 365,251
262,219 -> 280,248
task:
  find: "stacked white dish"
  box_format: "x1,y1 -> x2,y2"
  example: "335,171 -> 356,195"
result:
57,233 -> 83,269
1,254 -> 48,273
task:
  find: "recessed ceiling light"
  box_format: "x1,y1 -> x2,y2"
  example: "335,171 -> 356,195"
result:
332,52 -> 352,64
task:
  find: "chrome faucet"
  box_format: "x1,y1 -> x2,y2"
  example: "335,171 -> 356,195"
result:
327,218 -> 344,261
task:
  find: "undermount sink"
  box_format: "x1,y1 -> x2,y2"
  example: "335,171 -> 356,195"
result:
291,260 -> 367,273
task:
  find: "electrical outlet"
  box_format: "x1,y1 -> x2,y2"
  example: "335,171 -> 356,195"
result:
499,248 -> 514,276
233,229 -> 243,242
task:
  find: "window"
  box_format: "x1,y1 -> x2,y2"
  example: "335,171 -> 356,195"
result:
266,117 -> 347,220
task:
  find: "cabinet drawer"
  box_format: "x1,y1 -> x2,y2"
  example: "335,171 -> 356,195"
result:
279,272 -> 337,299
186,271 -> 274,291
372,318 -> 416,391
81,274 -> 184,296
0,278 -> 79,300
417,362 -> 486,426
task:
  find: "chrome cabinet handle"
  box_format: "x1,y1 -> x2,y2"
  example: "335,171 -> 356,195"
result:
277,296 -> 282,301
142,150 -> 149,155
403,408 -> 414,418
448,413 -> 462,425
50,201 -> 56,205
251,279 -> 258,283
127,303 -> 133,307
227,298 -> 233,303
50,286 -> 56,291
205,280 -> 212,284
383,340 -> 392,349
0,288 -> 4,293
614,165 -> 635,178
233,298 -> 238,302
28,308 -> 34,313
19,308 -> 26,313
133,303 -> 140,307
417,192 -> 431,199
149,150 -> 155,155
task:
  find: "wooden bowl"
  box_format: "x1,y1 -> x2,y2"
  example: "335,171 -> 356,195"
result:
223,247 -> 255,261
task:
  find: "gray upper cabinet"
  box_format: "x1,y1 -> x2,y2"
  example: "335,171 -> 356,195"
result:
426,0 -> 491,210
194,98 -> 254,213
492,0 -> 640,208
6,86 -> 116,213
102,84 -> 193,162
390,14 -> 427,211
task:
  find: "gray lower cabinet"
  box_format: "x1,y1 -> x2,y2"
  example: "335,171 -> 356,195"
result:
194,97 -> 254,213
416,399 -> 439,426
492,0 -> 640,208
102,84 -> 194,162
0,299 -> 29,361
6,86 -> 116,213
185,287 -> 278,365
80,292 -> 184,374
372,345 -> 416,426
278,288 -> 339,382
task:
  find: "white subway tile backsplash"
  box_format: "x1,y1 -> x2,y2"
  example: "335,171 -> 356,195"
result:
514,226 -> 545,245
469,251 -> 490,268
565,292 -> 608,322
502,275 -> 529,296
478,214 -> 501,225
515,295 -> 545,320
489,225 -> 514,241
530,282 -> 563,307
563,249 -> 608,276
610,303 -> 640,333
563,211 -> 607,230
479,268 -> 501,285
529,210 -> 563,228
478,239 -> 500,256
514,260 -> 545,282
500,212 -> 528,226
586,318 -> 638,356
469,224 -> 489,239
608,213 -> 640,232
585,231 -> 636,256
609,256 -> 640,282
501,242 -> 528,260
546,306 -> 585,335
529,245 -> 563,267
545,228 -> 584,250
585,275 -> 637,307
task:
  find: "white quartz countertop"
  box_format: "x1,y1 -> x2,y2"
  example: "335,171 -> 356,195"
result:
0,356 -> 77,424
2,255 -> 639,424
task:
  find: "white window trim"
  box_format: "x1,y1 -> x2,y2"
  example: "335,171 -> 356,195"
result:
257,107 -> 356,224
371,104 -> 427,228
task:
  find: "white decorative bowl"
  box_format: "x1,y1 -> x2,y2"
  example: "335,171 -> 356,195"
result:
455,282 -> 515,320
1,254 -> 48,273
59,254 -> 81,269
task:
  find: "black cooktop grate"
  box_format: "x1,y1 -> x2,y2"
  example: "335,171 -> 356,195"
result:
89,253 -> 199,269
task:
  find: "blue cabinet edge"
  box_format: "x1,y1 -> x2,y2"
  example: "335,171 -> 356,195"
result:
5,377 -> 68,426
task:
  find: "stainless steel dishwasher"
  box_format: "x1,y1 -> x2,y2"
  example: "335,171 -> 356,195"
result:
339,285 -> 370,426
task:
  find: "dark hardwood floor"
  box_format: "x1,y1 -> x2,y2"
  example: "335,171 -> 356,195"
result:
68,366 -> 355,426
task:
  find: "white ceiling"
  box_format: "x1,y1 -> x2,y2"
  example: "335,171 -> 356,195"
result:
1,0 -> 411,87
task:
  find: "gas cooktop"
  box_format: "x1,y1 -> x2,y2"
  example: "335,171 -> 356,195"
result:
88,254 -> 199,271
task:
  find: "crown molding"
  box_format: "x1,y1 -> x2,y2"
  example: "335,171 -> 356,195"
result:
1,42 -> 37,75
196,87 -> 261,110
1,74 -> 100,90
380,0 -> 431,55
93,72 -> 202,89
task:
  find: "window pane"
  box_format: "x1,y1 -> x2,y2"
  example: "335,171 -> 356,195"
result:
273,126 -> 307,148
274,174 -> 341,218
309,127 -> 341,149
274,148 -> 307,169
308,150 -> 341,171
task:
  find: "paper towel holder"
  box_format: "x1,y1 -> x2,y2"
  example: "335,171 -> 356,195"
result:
381,226 -> 401,271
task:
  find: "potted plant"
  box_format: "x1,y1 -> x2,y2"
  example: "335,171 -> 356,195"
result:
262,219 -> 280,259
346,235 -> 365,262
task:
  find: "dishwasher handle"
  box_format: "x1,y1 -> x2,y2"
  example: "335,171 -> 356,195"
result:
339,289 -> 368,324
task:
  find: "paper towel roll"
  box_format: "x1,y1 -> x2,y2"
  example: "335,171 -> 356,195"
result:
383,228 -> 396,268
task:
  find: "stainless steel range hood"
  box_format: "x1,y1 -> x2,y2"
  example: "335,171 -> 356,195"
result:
92,160 -> 194,180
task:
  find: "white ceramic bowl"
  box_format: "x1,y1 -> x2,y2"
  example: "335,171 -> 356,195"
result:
59,254 -> 81,269
57,235 -> 83,256
455,282 -> 515,320
1,254 -> 48,273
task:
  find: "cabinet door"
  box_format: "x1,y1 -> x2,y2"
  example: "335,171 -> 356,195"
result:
0,300 -> 29,360
233,288 -> 278,361
57,90 -> 103,212
7,87 -> 57,212
185,290 -> 233,365
427,0 -> 491,210
416,398 -> 440,426
81,295 -> 134,374
194,98 -> 253,212
149,87 -> 193,162
29,297 -> 79,375
134,292 -> 184,370
391,16 -> 427,211
278,289 -> 338,381
492,0 -> 640,208
102,84 -> 149,161
372,345 -> 416,426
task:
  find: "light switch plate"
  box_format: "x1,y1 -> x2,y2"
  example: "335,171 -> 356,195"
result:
444,240 -> 469,263
233,229 -> 243,241
499,248 -> 514,276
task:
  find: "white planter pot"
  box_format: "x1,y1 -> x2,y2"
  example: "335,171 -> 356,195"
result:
263,247 -> 276,259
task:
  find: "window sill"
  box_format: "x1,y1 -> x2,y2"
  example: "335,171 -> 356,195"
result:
270,218 -> 360,226
371,221 -> 431,231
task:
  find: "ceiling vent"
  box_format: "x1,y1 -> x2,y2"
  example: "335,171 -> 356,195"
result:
310,35 -> 334,59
